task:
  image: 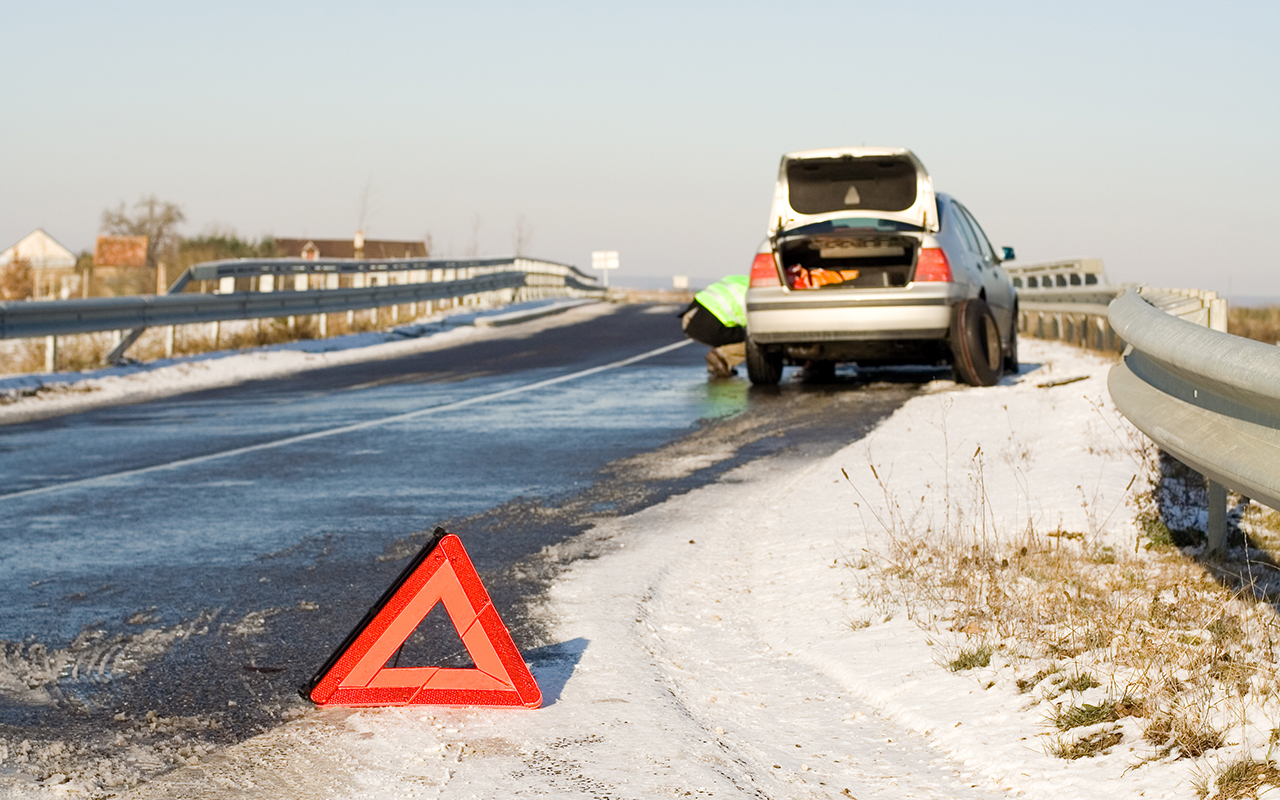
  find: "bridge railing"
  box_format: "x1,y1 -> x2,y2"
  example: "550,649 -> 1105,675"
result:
0,256 -> 603,368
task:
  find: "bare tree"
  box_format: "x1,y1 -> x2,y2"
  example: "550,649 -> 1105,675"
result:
512,215 -> 533,256
101,196 -> 186,270
422,232 -> 434,258
0,256 -> 34,300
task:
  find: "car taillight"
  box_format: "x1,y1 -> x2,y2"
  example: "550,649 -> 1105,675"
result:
749,252 -> 781,287
914,248 -> 952,282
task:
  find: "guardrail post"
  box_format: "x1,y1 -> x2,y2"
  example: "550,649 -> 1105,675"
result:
165,326 -> 175,358
1207,480 -> 1227,553
1209,298 -> 1228,332
45,335 -> 57,372
104,268 -> 195,365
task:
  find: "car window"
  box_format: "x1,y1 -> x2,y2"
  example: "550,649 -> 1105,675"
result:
956,203 -> 997,262
946,202 -> 981,255
786,156 -> 918,214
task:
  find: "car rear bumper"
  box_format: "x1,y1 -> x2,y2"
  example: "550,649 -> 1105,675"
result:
745,285 -> 958,344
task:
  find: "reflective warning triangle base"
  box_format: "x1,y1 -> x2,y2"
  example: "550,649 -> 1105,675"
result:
306,529 -> 541,708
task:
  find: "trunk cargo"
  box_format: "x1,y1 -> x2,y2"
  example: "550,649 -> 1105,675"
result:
777,231 -> 919,290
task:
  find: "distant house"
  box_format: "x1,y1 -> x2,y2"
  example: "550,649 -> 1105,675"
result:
91,234 -> 154,297
275,236 -> 429,261
94,235 -> 148,269
0,228 -> 79,299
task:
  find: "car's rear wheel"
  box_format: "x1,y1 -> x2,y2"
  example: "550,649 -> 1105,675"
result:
745,338 -> 783,386
949,299 -> 1004,386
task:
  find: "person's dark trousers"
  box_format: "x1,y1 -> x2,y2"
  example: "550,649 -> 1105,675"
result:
681,303 -> 745,347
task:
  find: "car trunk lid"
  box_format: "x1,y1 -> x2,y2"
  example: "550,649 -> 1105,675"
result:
769,147 -> 938,235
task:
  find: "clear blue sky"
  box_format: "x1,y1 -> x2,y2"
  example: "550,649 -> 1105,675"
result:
3,1 -> 1276,295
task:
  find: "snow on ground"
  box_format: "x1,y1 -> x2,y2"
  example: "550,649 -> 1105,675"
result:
0,300 -> 603,425
89,337 -> 1203,800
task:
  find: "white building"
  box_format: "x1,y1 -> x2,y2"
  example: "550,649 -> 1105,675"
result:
0,228 -> 79,299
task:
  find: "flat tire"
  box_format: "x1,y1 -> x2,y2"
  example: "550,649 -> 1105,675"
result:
949,299 -> 1004,386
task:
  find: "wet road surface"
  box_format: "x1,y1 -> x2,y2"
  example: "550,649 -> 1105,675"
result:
0,302 -> 941,788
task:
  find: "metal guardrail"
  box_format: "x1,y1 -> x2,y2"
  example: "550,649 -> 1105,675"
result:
1,272 -> 529,339
1108,289 -> 1280,552
1012,258 -> 1123,350
1006,257 -> 1107,289
0,256 -> 602,367
1017,286 -> 1228,352
1010,258 -> 1226,351
1010,258 -> 1252,551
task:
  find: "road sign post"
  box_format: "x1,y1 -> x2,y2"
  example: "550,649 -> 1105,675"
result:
591,250 -> 619,288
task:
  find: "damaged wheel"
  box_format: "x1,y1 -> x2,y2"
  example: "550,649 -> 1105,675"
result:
949,298 -> 1003,386
1004,329 -> 1019,375
1003,300 -> 1020,375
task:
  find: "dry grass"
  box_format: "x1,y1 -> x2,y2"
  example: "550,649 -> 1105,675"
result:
948,645 -> 992,672
847,435 -> 1280,787
1194,756 -> 1280,799
1049,726 -> 1125,760
857,523 -> 1280,761
1144,710 -> 1225,758
1052,701 -> 1121,731
1229,306 -> 1280,346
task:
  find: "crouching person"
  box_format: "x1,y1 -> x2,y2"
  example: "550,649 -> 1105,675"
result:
681,275 -> 748,379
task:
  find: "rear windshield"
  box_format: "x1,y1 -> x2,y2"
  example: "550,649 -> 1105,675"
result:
786,156 -> 918,215
782,218 -> 922,236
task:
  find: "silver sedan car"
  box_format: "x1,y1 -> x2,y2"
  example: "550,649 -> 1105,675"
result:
744,147 -> 1018,386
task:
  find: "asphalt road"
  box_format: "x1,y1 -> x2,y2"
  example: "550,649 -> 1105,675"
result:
0,302 -> 938,787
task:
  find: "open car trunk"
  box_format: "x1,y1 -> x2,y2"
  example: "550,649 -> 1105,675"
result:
769,148 -> 939,236
777,228 -> 920,290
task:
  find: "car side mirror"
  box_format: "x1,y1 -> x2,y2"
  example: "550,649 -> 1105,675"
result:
1001,246 -> 1016,262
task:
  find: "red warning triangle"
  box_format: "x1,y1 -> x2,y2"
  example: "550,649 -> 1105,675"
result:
306,529 -> 541,708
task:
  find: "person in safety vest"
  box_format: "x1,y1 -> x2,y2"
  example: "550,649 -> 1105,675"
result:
681,275 -> 748,379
